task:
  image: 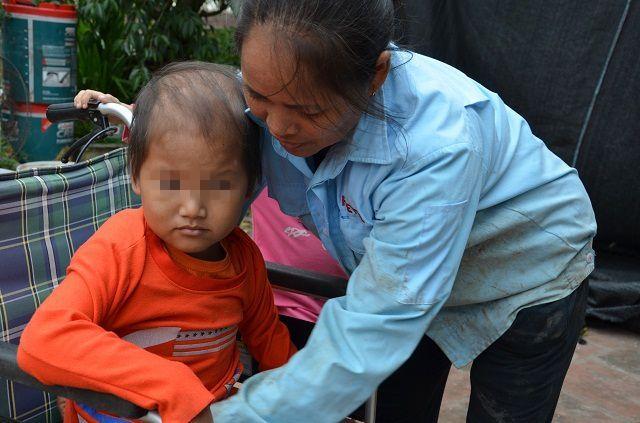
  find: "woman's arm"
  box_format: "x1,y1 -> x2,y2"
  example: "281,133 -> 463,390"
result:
73,90 -> 132,125
211,139 -> 484,422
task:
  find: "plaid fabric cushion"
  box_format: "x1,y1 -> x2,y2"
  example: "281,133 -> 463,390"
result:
0,148 -> 140,422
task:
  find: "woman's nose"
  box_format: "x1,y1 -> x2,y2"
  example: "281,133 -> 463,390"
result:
266,108 -> 298,138
179,190 -> 207,219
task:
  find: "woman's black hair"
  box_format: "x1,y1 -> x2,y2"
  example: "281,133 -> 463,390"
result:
128,61 -> 260,192
235,0 -> 404,123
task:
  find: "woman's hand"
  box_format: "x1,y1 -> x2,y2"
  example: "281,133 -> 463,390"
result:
74,89 -> 133,126
73,89 -> 130,110
190,407 -> 214,423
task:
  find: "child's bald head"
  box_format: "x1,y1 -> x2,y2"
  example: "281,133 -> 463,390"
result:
129,62 -> 260,192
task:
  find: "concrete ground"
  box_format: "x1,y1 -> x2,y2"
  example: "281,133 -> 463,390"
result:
439,326 -> 640,422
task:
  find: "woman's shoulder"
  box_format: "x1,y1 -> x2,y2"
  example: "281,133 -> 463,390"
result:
383,50 -> 489,164
391,50 -> 489,109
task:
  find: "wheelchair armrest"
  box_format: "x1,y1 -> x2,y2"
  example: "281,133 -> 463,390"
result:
0,342 -> 147,419
266,262 -> 348,299
0,265 -> 345,421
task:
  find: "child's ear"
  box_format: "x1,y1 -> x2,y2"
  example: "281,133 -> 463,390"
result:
244,185 -> 253,200
244,174 -> 255,199
131,176 -> 141,196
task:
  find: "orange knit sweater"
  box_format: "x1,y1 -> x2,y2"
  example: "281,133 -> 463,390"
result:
17,208 -> 295,422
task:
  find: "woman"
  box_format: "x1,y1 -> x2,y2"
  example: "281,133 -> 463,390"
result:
76,1 -> 596,421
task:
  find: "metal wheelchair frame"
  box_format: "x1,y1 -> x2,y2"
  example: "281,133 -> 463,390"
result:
0,103 -> 378,423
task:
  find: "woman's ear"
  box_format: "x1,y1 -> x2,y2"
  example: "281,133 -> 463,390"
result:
369,50 -> 392,96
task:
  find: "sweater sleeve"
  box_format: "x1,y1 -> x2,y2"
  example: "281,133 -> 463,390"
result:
238,243 -> 296,371
17,225 -> 214,422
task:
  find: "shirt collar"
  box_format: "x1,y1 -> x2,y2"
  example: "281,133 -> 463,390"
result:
341,91 -> 392,165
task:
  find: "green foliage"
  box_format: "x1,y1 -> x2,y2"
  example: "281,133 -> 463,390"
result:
0,135 -> 21,170
77,1 -> 239,103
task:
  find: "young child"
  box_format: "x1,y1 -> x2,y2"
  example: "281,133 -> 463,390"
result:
17,62 -> 296,423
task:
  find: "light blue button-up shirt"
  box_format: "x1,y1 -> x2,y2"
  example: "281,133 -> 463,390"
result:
213,50 -> 596,422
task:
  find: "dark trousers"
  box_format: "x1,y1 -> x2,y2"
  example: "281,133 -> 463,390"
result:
281,280 -> 588,422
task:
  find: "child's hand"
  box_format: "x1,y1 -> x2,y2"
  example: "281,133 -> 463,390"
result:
74,89 -> 125,109
190,407 -> 214,423
56,397 -> 67,416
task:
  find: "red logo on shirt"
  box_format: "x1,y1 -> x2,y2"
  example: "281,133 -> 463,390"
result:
341,195 -> 365,223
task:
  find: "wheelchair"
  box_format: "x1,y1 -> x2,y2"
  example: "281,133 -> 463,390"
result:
0,102 -> 377,422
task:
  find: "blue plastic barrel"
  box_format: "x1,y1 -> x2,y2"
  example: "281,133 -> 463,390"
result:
1,103 -> 73,161
2,2 -> 77,103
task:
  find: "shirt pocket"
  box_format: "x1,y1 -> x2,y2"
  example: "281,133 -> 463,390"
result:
339,212 -> 372,255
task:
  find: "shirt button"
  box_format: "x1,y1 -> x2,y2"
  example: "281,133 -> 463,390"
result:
586,253 -> 594,263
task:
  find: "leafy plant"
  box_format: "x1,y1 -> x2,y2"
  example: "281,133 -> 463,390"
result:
76,1 -> 239,103
0,135 -> 21,170
76,1 -> 133,100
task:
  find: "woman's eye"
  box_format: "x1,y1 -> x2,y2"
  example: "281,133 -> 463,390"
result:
247,90 -> 266,101
301,110 -> 322,119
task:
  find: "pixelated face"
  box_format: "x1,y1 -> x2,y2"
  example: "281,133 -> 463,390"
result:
132,130 -> 249,260
240,24 -> 361,158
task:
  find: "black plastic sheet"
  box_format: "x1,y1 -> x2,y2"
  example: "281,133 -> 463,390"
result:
588,252 -> 640,333
397,0 -> 640,330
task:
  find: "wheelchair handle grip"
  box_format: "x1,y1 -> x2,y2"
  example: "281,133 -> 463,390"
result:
47,101 -> 133,129
46,102 -> 92,123
97,102 -> 133,127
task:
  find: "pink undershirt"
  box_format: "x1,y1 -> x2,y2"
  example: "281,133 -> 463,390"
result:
251,189 -> 347,322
